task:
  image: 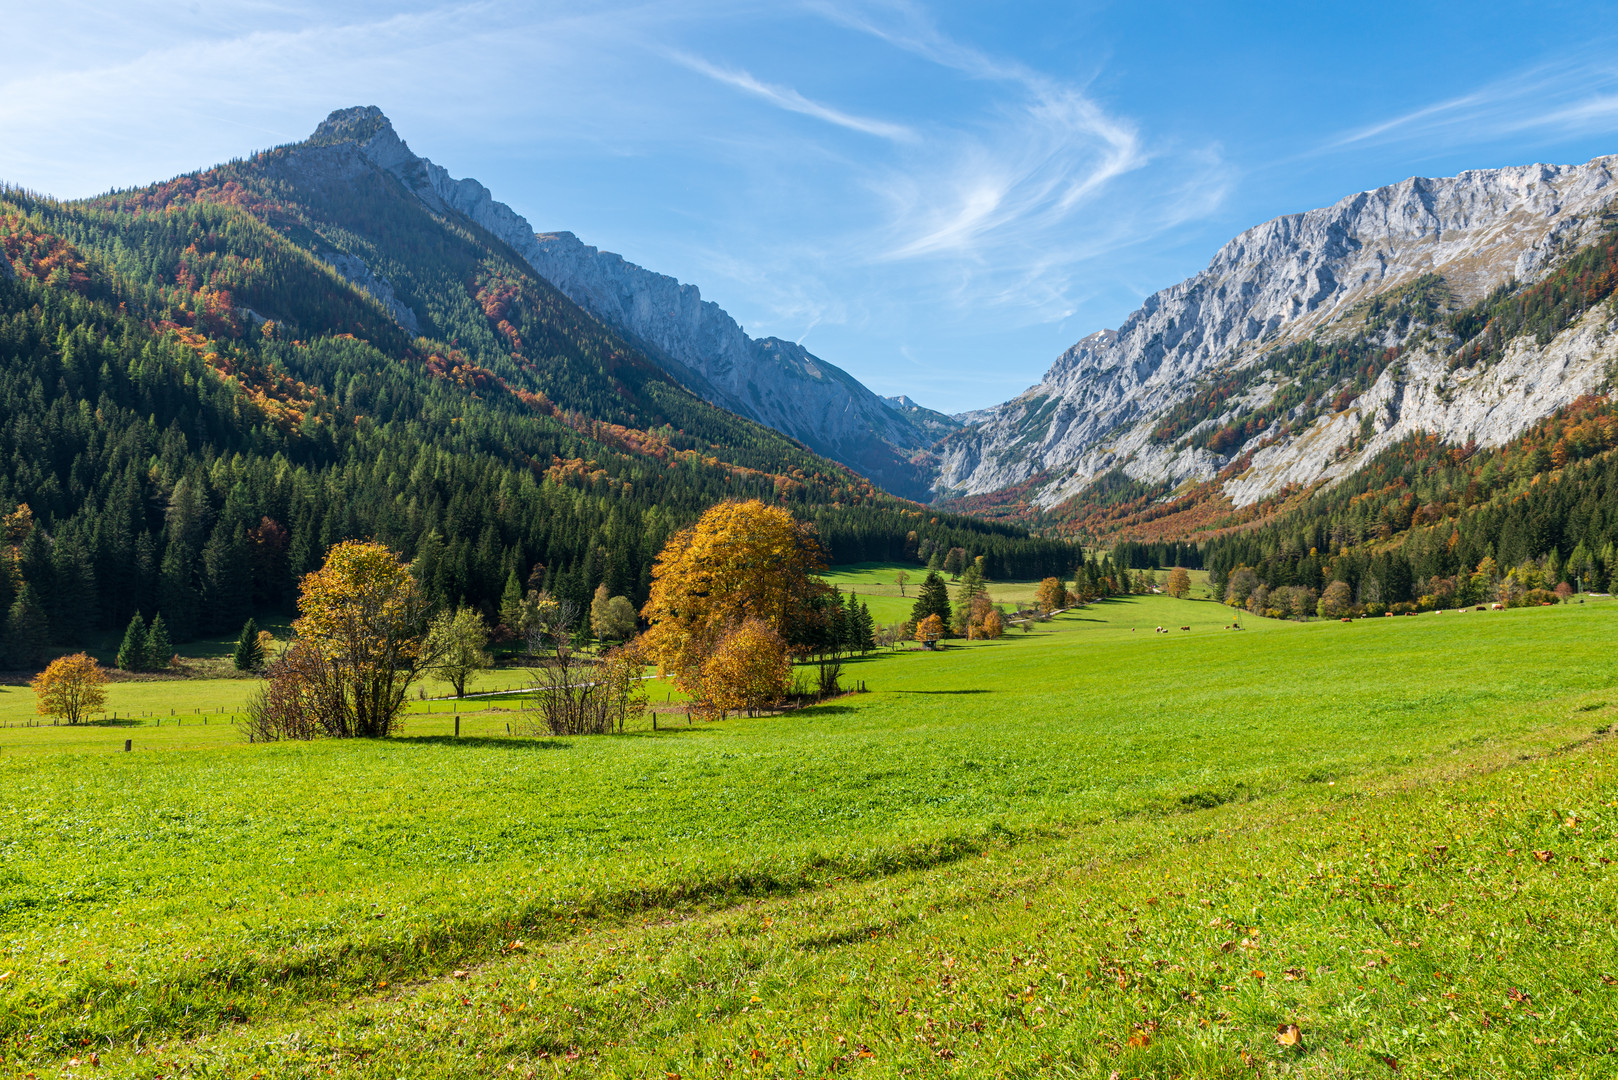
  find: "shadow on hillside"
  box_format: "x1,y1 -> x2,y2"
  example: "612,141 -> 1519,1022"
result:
397,735 -> 570,751
893,689 -> 991,695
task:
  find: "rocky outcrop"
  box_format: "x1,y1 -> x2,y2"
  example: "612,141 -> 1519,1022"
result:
939,155 -> 1618,506
304,107 -> 954,500
324,250 -> 419,335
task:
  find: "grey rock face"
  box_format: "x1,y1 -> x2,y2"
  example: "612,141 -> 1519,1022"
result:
940,156 -> 1618,506
325,251 -> 420,335
308,109 -> 955,500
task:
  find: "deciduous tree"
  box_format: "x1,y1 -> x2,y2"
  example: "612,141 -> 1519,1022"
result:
32,652 -> 106,725
1317,579 -> 1353,619
426,606 -> 492,698
256,540 -> 436,738
641,500 -> 826,693
1166,567 -> 1192,599
910,570 -> 952,635
1034,577 -> 1066,613
915,613 -> 944,649
698,618 -> 791,718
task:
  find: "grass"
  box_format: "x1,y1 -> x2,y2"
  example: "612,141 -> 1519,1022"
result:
1,581 -> 1615,1076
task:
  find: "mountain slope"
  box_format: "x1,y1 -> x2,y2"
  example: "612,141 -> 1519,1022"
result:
0,109 -> 1073,659
304,107 -> 956,499
940,156 -> 1618,513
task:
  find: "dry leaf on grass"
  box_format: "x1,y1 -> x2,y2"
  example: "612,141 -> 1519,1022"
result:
1275,1023 -> 1303,1048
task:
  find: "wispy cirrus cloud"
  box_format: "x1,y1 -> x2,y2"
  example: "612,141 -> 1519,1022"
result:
1322,55 -> 1618,153
665,49 -> 917,141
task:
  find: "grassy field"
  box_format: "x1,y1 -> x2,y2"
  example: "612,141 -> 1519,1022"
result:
1,579 -> 1615,1076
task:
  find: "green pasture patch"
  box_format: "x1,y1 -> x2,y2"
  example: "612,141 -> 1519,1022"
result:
0,596 -> 1614,1075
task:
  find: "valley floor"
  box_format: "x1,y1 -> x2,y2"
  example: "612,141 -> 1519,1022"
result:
2,592 -> 1615,1077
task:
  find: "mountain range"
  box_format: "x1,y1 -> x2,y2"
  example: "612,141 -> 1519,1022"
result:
334,105 -> 1613,531
0,106 -> 1071,659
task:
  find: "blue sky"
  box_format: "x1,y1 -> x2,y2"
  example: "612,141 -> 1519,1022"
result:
4,1 -> 1618,414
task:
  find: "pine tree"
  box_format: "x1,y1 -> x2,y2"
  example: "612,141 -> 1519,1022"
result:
3,584 -> 50,668
952,561 -> 987,635
145,612 -> 174,671
116,614 -> 148,671
233,617 -> 263,672
499,569 -> 524,631
910,571 -> 952,635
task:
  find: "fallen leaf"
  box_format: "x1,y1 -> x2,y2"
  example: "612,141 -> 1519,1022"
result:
1283,967 -> 1305,981
1601,974 -> 1616,986
1275,1023 -> 1303,1048
1380,1053 -> 1401,1071
1507,987 -> 1531,1003
1532,850 -> 1554,863
1127,1031 -> 1151,1048
452,970 -> 470,979
1250,969 -> 1266,980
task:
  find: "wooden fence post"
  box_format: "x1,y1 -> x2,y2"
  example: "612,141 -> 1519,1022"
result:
124,739 -> 131,752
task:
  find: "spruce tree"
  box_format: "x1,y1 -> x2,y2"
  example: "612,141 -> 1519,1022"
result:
499,569 -> 524,631
145,612 -> 174,671
910,571 -> 952,634
116,614 -> 148,671
233,617 -> 263,672
3,584 -> 50,668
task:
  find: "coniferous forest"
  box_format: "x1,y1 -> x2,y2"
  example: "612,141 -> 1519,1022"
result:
0,127 -> 1074,664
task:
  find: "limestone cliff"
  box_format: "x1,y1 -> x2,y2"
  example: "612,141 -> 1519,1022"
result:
938,156 -> 1618,508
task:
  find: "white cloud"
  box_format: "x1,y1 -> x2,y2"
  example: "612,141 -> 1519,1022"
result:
666,50 -> 916,141
1322,55 -> 1618,154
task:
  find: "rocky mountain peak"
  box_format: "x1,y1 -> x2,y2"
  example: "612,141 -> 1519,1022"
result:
938,153 -> 1618,508
309,105 -> 395,146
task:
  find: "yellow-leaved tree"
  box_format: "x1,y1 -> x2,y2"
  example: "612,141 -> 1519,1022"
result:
1034,576 -> 1067,613
641,500 -> 826,694
915,613 -> 945,649
697,619 -> 792,719
32,652 -> 107,725
245,541 -> 436,740
1166,567 -> 1192,599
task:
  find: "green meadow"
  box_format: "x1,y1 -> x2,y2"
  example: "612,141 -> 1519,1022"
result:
1,577 -> 1615,1077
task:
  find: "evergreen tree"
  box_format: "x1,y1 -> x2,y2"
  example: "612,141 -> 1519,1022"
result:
952,561 -> 987,635
910,571 -> 952,635
233,617 -> 263,672
2,584 -> 51,669
145,612 -> 174,671
158,541 -> 200,642
499,569 -> 524,632
116,614 -> 148,671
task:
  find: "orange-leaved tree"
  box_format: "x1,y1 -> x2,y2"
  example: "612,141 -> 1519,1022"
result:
697,619 -> 792,719
1034,577 -> 1066,613
249,540 -> 436,739
32,652 -> 107,725
641,500 -> 826,693
1166,567 -> 1192,599
915,613 -> 945,648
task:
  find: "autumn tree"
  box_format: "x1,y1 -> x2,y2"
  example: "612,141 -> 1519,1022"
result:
1317,579 -> 1353,619
895,570 -> 909,596
32,652 -> 107,725
248,541 -> 436,739
426,606 -> 492,698
1034,577 -> 1066,613
641,500 -> 826,694
980,608 -> 1004,639
1166,567 -> 1192,599
697,619 -> 792,719
915,613 -> 945,649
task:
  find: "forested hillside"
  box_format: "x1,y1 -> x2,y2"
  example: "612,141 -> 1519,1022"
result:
1203,394 -> 1618,611
0,118 -> 1071,663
